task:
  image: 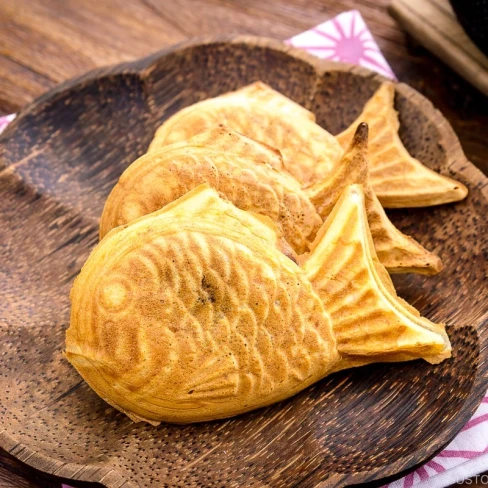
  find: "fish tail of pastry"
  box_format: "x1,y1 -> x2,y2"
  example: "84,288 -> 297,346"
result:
336,82 -> 468,208
307,123 -> 442,275
301,183 -> 451,368
365,189 -> 443,275
184,125 -> 285,171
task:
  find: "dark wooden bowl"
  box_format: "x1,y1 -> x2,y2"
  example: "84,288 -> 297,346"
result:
0,36 -> 487,488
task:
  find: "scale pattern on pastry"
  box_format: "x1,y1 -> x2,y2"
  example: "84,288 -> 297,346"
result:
67,185 -> 451,424
148,82 -> 343,185
302,184 -> 450,371
68,185 -> 339,424
100,127 -> 322,254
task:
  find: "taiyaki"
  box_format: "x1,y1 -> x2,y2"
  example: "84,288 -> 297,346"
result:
66,184 -> 450,424
104,122 -> 440,274
148,81 -> 343,185
100,126 -> 322,254
307,123 -> 443,275
336,82 -> 468,207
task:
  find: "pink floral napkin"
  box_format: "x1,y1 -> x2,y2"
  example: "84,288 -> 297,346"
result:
1,10 -> 486,488
287,10 -> 396,79
0,113 -> 15,134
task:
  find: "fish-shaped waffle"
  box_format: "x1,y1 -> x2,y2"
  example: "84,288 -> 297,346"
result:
148,81 -> 342,185
100,126 -> 322,255
66,185 -> 450,424
104,121 -> 439,274
307,123 -> 443,275
336,82 -> 468,207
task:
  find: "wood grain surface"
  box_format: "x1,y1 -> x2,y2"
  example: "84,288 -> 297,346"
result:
0,1 -> 487,487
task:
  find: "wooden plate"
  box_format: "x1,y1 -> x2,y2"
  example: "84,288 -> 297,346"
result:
1,36 -> 487,488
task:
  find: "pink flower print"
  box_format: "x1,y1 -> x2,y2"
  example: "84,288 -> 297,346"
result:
287,10 -> 396,80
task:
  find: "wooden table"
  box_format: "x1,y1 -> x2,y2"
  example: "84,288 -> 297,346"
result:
0,0 -> 487,486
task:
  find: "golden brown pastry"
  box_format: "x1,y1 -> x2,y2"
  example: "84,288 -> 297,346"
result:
66,185 -> 450,424
103,121 -> 440,274
301,184 -> 450,369
307,123 -> 443,275
148,81 -> 343,185
336,82 -> 468,207
68,185 -> 340,424
100,126 -> 322,254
